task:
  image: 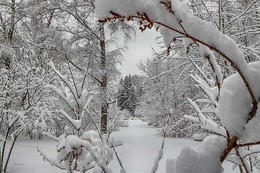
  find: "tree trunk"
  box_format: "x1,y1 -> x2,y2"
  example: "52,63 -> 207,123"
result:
8,0 -> 16,43
99,23 -> 108,134
0,149 -> 2,173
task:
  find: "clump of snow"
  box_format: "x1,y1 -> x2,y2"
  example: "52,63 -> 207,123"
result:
199,44 -> 223,84
56,135 -> 84,162
95,0 -> 161,22
60,109 -> 81,130
192,133 -> 207,141
82,130 -> 101,146
241,109 -> 260,142
217,73 -> 251,137
217,62 -> 260,137
166,135 -> 226,173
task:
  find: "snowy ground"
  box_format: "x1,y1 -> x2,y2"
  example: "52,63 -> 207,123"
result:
7,119 -> 237,173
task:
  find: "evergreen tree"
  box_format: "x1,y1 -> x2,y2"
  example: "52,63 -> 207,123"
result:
117,75 -> 137,115
117,78 -> 126,109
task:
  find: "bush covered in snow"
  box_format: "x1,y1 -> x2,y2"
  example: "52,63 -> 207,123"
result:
39,131 -> 114,173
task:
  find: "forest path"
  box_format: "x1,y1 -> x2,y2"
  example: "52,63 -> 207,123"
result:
109,119 -> 199,173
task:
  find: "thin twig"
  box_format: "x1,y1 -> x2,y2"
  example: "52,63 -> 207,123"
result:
237,141 -> 260,148
235,147 -> 250,173
4,130 -> 22,172
111,142 -> 125,172
84,108 -> 103,142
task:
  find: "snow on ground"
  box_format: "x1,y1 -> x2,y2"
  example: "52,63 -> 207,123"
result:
109,119 -> 200,173
8,119 -> 234,173
7,139 -> 64,173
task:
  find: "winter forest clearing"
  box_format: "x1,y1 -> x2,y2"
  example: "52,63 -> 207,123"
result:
6,120 -> 197,173
1,0 -> 260,173
5,120 -> 236,173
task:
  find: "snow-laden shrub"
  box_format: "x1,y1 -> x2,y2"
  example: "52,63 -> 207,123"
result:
160,119 -> 200,138
55,131 -> 113,173
116,109 -> 130,128
38,61 -> 126,173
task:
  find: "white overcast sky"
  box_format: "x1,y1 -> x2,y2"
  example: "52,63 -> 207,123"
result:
118,28 -> 160,76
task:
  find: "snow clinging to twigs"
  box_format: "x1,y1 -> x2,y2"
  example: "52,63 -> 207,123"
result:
166,135 -> 227,173
95,0 -> 248,73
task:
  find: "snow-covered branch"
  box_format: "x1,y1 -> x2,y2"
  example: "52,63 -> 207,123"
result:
95,0 -> 258,122
184,98 -> 225,137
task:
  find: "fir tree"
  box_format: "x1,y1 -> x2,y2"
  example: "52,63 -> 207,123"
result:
117,75 -> 137,115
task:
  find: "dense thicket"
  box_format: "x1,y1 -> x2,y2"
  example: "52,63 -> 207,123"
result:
0,0 -> 132,172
